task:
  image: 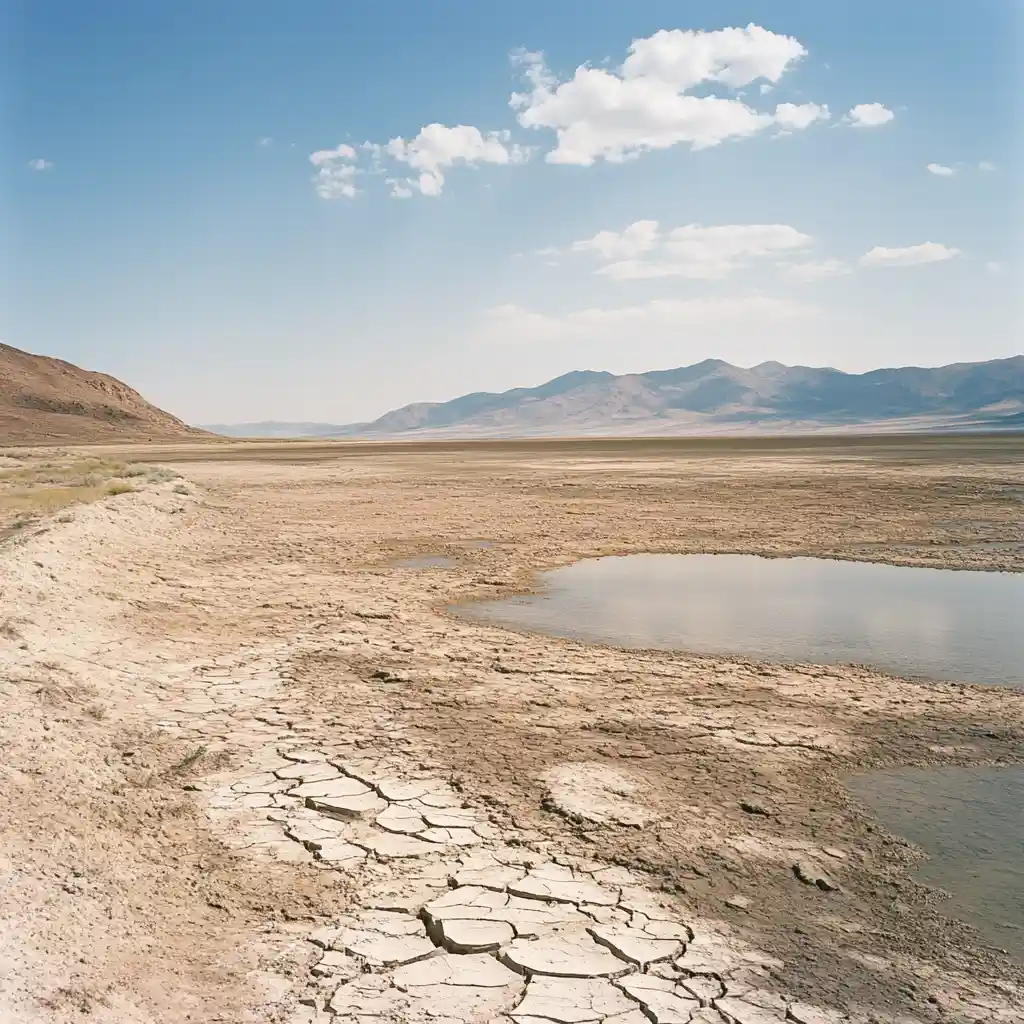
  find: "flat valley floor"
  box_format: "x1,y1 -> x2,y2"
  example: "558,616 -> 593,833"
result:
1,435 -> 1022,1024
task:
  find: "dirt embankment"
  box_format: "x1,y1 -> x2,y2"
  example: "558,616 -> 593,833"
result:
1,436 -> 1021,1024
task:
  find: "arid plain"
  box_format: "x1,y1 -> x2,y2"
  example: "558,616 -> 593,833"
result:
1,435 -> 1022,1024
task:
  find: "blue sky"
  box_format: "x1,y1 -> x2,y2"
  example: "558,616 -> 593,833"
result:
4,1 -> 1021,424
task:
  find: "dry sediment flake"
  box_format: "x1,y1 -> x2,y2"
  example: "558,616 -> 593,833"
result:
391,953 -> 527,1020
511,976 -> 639,1022
437,917 -> 516,953
509,862 -> 620,907
307,791 -> 388,819
542,762 -> 656,827
376,803 -> 428,834
454,862 -> 528,891
423,885 -> 591,937
501,931 -> 634,979
715,995 -> 788,1023
287,775 -> 370,800
616,973 -> 701,1023
587,924 -> 684,969
308,837 -> 367,866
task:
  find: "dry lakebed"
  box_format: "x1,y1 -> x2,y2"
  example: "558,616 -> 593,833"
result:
0,434 -> 1021,1024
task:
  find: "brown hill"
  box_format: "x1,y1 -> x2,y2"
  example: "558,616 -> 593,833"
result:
1,342 -> 207,444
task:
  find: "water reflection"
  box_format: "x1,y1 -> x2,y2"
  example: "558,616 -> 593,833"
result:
460,554 -> 1023,688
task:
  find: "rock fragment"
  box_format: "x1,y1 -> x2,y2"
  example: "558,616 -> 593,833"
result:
792,859 -> 839,892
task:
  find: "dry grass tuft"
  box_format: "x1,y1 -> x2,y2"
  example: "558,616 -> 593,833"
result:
167,744 -> 209,774
0,454 -> 181,537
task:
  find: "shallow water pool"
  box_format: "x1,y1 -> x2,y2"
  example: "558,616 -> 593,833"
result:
849,766 -> 1024,961
459,553 -> 1024,688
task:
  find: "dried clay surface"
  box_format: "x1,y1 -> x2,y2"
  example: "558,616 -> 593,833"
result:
0,435 -> 1022,1024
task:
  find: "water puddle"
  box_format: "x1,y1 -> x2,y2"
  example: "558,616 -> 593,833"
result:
394,555 -> 459,569
848,767 -> 1024,962
459,553 -> 1023,688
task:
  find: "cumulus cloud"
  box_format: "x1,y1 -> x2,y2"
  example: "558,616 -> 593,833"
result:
568,220 -> 812,280
785,258 -> 851,282
386,179 -> 414,199
978,160 -> 997,172
774,102 -> 830,131
572,220 -> 660,260
847,103 -> 894,128
310,126 -> 526,199
482,294 -> 811,345
860,242 -> 960,267
926,163 -> 955,176
27,158 -> 52,171
384,123 -> 528,197
309,144 -> 359,199
510,25 -> 826,164
310,143 -> 357,166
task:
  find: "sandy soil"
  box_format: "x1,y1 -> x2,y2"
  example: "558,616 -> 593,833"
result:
1,436 -> 1021,1024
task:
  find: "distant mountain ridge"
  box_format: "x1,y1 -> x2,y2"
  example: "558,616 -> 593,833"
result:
207,356 -> 1024,439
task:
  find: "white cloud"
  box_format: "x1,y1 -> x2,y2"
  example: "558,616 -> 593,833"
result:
785,258 -> 851,282
774,102 -> 830,131
384,123 -> 527,196
482,294 -> 811,345
572,220 -> 660,260
259,136 -> 273,147
309,144 -> 359,199
619,24 -> 806,89
926,162 -> 955,176
860,242 -> 960,268
510,25 -> 820,165
985,260 -> 1006,275
847,103 -> 894,128
569,220 -> 812,280
386,179 -> 414,199
978,160 -> 997,172
310,143 -> 356,166
27,158 -> 52,171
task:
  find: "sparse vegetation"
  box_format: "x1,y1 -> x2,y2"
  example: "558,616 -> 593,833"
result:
167,744 -> 208,774
0,455 -> 183,538
145,466 -> 182,483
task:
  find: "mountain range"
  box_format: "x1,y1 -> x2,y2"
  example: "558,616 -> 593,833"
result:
205,356 -> 1024,439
